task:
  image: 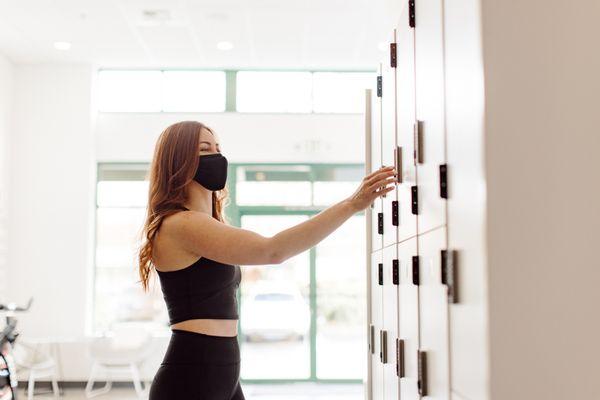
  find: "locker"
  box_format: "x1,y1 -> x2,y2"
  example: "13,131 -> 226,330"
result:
417,226 -> 450,399
371,65 -> 384,252
370,249 -> 384,400
382,244 -> 399,400
395,4 -> 418,242
398,237 -> 420,400
414,0 -> 447,233
381,32 -> 398,248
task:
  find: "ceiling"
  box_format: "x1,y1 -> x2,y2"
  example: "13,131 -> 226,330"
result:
0,0 -> 400,70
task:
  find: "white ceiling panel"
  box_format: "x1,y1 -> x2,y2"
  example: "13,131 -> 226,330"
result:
0,0 -> 397,69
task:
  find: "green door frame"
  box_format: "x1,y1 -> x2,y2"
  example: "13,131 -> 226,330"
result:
228,162 -> 364,384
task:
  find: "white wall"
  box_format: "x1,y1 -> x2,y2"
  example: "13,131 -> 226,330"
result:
96,112 -> 365,163
7,64 -> 96,341
482,0 -> 600,398
0,52 -> 14,301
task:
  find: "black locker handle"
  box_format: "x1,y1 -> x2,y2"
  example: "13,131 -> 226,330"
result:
394,146 -> 403,183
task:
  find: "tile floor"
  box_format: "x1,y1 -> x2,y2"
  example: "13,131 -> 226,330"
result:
17,383 -> 365,400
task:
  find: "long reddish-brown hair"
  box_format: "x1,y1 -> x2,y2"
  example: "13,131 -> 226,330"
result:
137,120 -> 230,292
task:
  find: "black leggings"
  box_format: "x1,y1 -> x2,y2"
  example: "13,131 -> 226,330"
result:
149,329 -> 245,400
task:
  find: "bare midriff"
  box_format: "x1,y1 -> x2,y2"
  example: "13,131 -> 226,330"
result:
170,318 -> 239,337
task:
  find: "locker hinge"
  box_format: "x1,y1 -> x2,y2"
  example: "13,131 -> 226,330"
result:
441,249 -> 458,303
378,262 -> 383,285
392,259 -> 399,285
380,330 -> 388,363
369,324 -> 375,354
377,212 -> 384,234
377,75 -> 382,97
417,350 -> 428,396
392,201 -> 399,226
439,163 -> 448,199
394,146 -> 403,183
396,338 -> 405,377
411,185 -> 419,215
409,0 -> 416,28
390,43 -> 397,68
412,255 -> 420,285
413,120 -> 424,164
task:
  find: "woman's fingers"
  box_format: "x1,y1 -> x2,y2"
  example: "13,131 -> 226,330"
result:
368,176 -> 397,193
364,166 -> 395,182
365,169 -> 396,188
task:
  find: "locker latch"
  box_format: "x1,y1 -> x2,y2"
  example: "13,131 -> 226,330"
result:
369,324 -> 375,354
392,201 -> 399,226
441,249 -> 458,303
412,256 -> 420,285
411,186 -> 419,215
413,120 -> 424,164
394,146 -> 403,183
377,212 -> 384,234
390,43 -> 397,68
380,330 -> 388,363
408,0 -> 416,28
377,75 -> 382,98
378,263 -> 383,285
396,338 -> 405,377
440,163 -> 448,199
417,350 -> 428,396
392,259 -> 399,285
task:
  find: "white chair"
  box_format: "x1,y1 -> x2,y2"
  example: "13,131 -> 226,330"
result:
85,322 -> 155,399
12,340 -> 60,399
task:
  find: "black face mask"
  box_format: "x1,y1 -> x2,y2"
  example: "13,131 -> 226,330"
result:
193,153 -> 228,191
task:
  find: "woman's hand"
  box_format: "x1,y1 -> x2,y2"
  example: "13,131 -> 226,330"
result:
346,166 -> 397,212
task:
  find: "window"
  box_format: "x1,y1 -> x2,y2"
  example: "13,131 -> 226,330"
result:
312,72 -> 375,113
97,70 -> 226,112
93,164 -> 169,334
236,71 -> 376,114
96,69 -> 375,113
236,71 -> 313,113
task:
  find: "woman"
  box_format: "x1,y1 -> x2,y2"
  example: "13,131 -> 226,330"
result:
139,120 -> 396,399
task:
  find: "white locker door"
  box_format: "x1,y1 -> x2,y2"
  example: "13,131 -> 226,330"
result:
381,33 -> 398,248
398,237 -> 420,400
371,250 -> 384,400
417,227 -> 450,399
382,244 -> 399,400
372,65 -> 384,252
414,0 -> 447,233
395,6 -> 418,242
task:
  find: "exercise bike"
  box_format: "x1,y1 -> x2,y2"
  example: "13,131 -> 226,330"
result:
0,298 -> 33,400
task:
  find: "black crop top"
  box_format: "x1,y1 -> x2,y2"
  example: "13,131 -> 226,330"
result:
156,256 -> 241,324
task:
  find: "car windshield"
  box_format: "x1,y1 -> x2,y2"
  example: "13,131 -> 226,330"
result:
254,293 -> 295,301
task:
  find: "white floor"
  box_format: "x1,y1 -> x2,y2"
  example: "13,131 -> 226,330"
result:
18,383 -> 364,400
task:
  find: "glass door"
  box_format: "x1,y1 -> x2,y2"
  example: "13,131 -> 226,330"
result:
239,214 -> 312,379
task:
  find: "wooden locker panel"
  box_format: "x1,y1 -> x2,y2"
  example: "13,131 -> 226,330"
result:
371,249 -> 384,400
371,66 -> 384,251
418,226 -> 450,399
414,0 -> 447,233
443,0 -> 488,398
382,244 -> 399,400
395,5 -> 417,242
397,237 -> 419,400
381,35 -> 398,248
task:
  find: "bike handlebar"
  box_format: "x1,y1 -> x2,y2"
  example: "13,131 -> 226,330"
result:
0,297 -> 33,312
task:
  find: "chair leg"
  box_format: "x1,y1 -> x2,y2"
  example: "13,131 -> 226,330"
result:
51,367 -> 60,398
27,369 -> 35,400
85,362 -> 112,398
130,363 -> 145,398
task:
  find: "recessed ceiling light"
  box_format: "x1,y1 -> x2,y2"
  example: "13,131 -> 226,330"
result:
377,42 -> 387,52
216,41 -> 233,51
54,41 -> 71,51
